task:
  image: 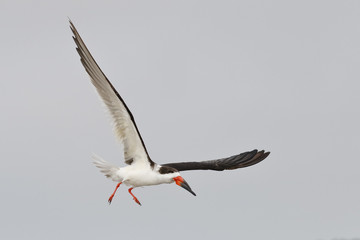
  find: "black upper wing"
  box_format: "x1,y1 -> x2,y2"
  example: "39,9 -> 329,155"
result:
162,149 -> 270,171
70,20 -> 155,167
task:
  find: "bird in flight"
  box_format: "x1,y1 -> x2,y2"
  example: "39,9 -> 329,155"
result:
70,20 -> 270,206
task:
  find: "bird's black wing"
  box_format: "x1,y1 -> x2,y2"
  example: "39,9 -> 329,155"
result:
162,149 -> 270,171
70,20 -> 155,167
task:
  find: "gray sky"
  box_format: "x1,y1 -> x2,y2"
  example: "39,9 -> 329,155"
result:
1,1 -> 359,239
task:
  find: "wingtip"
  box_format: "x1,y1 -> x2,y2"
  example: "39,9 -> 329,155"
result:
263,151 -> 271,158
256,149 -> 270,157
68,17 -> 75,27
231,149 -> 270,169
69,19 -> 77,35
253,150 -> 271,164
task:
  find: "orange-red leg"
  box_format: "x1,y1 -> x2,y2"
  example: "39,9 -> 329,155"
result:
128,188 -> 141,206
108,182 -> 122,204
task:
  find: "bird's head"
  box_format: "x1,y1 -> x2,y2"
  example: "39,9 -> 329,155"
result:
158,166 -> 196,196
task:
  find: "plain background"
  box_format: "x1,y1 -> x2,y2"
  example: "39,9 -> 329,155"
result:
1,1 -> 359,239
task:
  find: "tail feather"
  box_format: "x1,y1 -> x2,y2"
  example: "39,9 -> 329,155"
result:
92,154 -> 121,182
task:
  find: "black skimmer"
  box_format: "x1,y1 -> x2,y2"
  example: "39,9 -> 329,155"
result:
70,21 -> 270,206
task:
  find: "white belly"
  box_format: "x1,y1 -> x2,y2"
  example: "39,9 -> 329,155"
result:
118,165 -> 172,188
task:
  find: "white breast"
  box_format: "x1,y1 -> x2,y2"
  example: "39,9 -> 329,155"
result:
118,164 -> 173,188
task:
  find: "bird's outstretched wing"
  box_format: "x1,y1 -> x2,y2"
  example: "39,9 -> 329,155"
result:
162,150 -> 269,171
70,21 -> 154,167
